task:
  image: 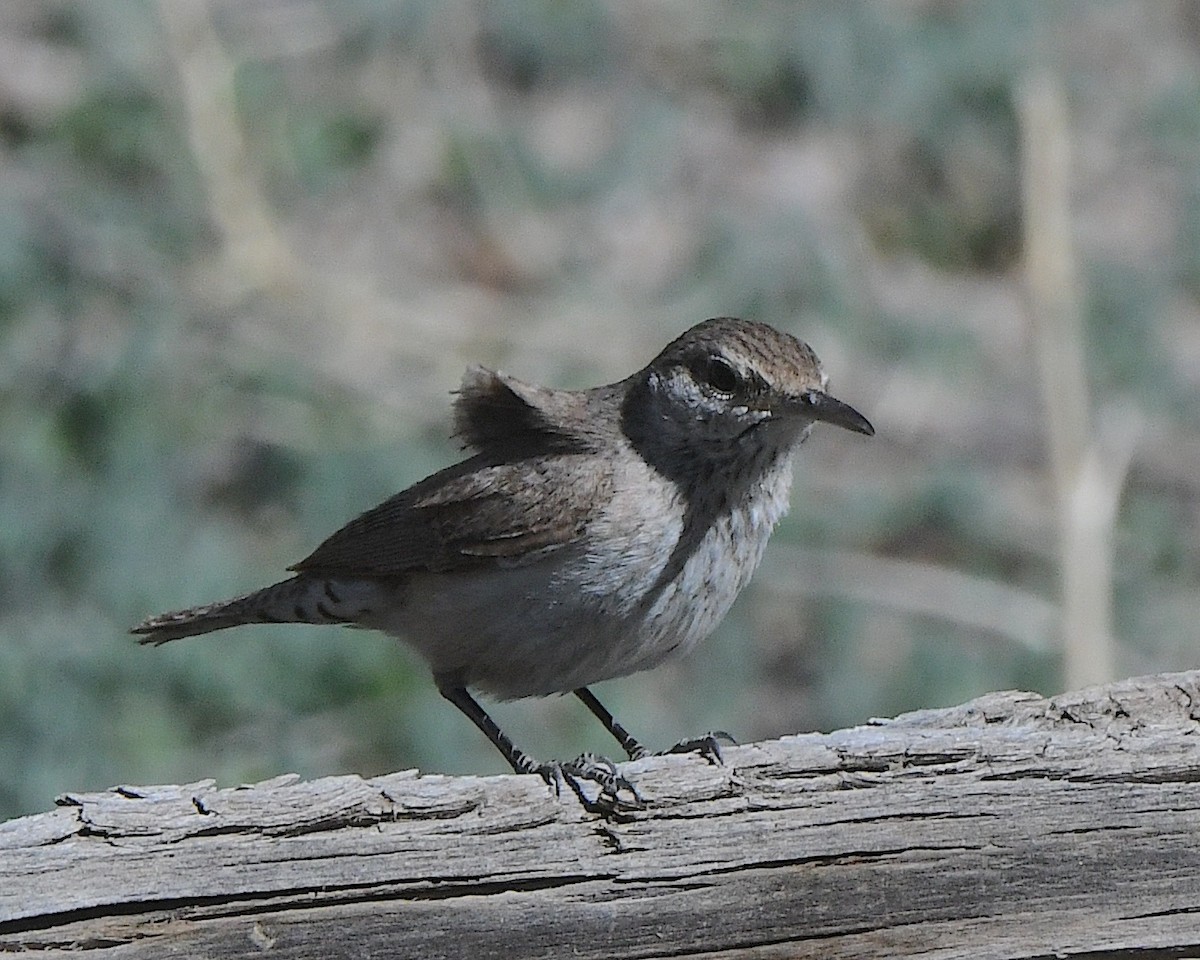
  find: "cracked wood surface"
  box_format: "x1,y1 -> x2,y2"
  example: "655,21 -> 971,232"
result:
2,671 -> 1199,959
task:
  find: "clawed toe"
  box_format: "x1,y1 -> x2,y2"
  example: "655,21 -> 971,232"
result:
536,753 -> 644,811
660,730 -> 737,765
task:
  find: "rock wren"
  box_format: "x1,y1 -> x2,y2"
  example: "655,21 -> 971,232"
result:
134,318 -> 873,800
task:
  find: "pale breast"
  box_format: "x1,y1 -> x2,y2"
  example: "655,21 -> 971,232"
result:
637,449 -> 795,667
375,447 -> 796,699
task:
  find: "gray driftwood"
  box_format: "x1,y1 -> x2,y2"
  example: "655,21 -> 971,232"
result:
3,671 -> 1200,958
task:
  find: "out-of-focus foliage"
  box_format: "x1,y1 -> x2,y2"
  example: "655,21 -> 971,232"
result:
2,0 -> 1199,821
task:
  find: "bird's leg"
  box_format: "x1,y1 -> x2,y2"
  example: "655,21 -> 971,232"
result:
574,687 -> 733,766
439,684 -> 539,774
573,687 -> 649,759
439,685 -> 642,809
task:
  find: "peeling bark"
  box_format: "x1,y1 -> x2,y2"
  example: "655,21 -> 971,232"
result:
3,672 -> 1200,958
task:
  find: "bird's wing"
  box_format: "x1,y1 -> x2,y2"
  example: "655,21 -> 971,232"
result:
289,454 -> 608,577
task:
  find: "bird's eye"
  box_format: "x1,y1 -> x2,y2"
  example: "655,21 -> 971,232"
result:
692,354 -> 740,394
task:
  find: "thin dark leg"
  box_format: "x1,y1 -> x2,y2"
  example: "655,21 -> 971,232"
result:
576,686 -> 733,767
439,684 -> 644,809
439,684 -> 538,775
574,687 -> 648,760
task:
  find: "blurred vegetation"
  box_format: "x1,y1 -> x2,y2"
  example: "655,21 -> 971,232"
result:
2,0 -> 1199,821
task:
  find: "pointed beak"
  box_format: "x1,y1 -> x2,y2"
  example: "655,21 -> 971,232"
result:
790,390 -> 875,436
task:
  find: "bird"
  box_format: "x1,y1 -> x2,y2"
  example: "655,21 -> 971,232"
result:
134,317 -> 874,803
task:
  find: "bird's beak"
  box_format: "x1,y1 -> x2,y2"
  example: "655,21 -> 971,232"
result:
790,390 -> 874,436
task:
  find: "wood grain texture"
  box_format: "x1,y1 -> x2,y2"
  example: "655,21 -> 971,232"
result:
3,671 -> 1199,958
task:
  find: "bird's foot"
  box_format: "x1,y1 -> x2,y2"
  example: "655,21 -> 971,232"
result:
656,730 -> 736,766
536,753 -> 644,813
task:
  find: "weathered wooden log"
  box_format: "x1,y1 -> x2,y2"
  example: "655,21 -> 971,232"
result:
3,671 -> 1199,958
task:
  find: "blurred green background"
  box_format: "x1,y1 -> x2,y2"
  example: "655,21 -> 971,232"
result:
3,0 -> 1199,821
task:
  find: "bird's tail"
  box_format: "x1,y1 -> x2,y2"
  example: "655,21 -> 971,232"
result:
131,576 -> 367,645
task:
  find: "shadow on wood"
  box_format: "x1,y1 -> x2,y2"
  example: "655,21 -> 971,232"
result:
3,671 -> 1200,958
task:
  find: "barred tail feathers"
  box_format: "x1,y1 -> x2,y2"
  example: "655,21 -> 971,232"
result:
131,576 -> 367,645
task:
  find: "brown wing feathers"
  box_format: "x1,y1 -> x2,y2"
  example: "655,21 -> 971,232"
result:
290,369 -> 607,577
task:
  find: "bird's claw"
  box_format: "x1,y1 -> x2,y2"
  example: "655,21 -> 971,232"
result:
660,730 -> 736,765
537,753 -> 644,812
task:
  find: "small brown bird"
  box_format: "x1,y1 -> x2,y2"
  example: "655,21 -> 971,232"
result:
134,318 -> 873,801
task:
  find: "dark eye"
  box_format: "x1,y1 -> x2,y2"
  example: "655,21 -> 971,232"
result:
692,354 -> 740,394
